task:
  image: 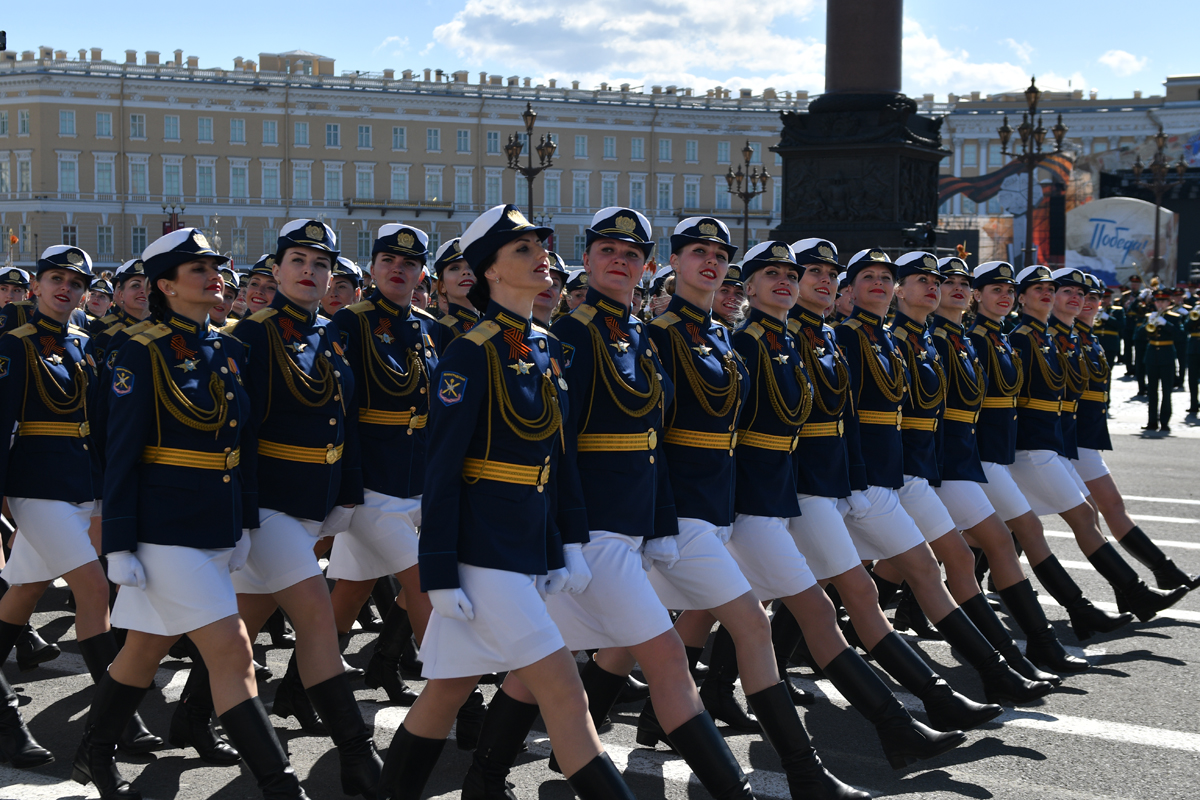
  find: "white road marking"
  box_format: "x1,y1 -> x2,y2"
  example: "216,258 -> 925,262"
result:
1125,495 -> 1200,507
1129,514 -> 1198,524
997,709 -> 1200,753
1038,594 -> 1200,622
1043,529 -> 1200,550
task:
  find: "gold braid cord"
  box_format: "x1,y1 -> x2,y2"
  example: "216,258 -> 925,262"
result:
797,333 -> 848,417
1057,340 -> 1089,395
667,326 -> 740,418
357,313 -> 424,403
265,321 -> 337,408
755,340 -> 811,427
900,334 -> 946,411
587,324 -> 662,420
1026,331 -> 1066,393
856,328 -> 906,403
945,340 -> 985,408
983,335 -> 1023,398
149,345 -> 229,433
21,338 -> 88,416
1085,340 -> 1110,386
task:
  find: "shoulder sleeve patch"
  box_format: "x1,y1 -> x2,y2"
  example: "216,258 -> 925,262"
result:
560,341 -> 576,369
437,371 -> 468,406
111,366 -> 135,396
0,355 -> 9,379
463,320 -> 501,345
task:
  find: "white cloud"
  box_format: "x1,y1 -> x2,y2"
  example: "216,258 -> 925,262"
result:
1003,38 -> 1033,65
902,19 -> 1030,96
1098,49 -> 1147,77
374,36 -> 410,56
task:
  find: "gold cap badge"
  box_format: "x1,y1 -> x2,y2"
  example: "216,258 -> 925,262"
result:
923,255 -> 937,268
869,251 -> 886,261
771,245 -> 790,259
398,232 -> 415,250
615,215 -> 636,233
192,232 -> 211,251
304,223 -> 325,241
506,207 -> 530,227
818,245 -> 834,259
67,251 -> 84,266
998,265 -> 1012,277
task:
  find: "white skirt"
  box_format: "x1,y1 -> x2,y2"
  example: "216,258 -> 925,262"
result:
1010,450 -> 1089,517
979,462 -> 1033,522
647,518 -> 753,611
544,530 -> 675,650
897,476 -> 956,543
787,494 -> 864,581
326,490 -> 421,581
111,543 -> 239,636
1072,448 -> 1111,483
2,498 -> 97,585
420,564 -> 565,679
231,509 -> 324,595
728,515 -> 817,601
933,480 -> 996,532
843,486 -> 927,561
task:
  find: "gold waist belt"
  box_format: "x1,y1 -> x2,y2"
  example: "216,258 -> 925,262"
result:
258,440 -> 344,465
736,429 -> 798,452
981,396 -> 1017,408
858,410 -> 902,429
1081,390 -> 1107,403
943,408 -> 980,424
900,417 -> 939,432
1061,400 -> 1077,413
797,421 -> 844,438
663,428 -> 737,450
18,421 -> 90,438
1016,398 -> 1061,413
358,408 -> 427,429
142,446 -> 240,471
577,430 -> 658,452
462,458 -> 550,489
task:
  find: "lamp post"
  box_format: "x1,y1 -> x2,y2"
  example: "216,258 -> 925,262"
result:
1132,126 -> 1188,279
997,77 -> 1067,267
161,201 -> 186,235
725,141 -> 770,253
504,102 -> 556,220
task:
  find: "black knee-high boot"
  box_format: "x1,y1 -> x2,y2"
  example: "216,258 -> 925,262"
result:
363,608 -> 419,705
265,608 -> 295,649
168,637 -> 241,764
892,583 -> 943,640
868,631 -> 1001,732
1118,526 -> 1200,591
1031,555 -> 1132,640
76,632 -> 164,755
565,752 -> 638,800
462,689 -> 540,800
684,645 -> 709,682
0,667 -> 53,768
959,593 -> 1061,686
305,672 -> 383,799
549,659 -> 626,773
635,704 -> 754,799
15,624 -> 60,672
1088,542 -> 1189,621
456,688 -> 487,751
820,647 -> 966,769
338,632 -> 366,680
997,579 -> 1089,674
934,605 -> 1054,705
770,605 -> 817,704
219,697 -> 309,799
272,652 -> 327,734
378,725 -> 446,800
698,625 -> 759,731
871,571 -> 902,609
71,674 -> 147,799
746,681 -> 869,800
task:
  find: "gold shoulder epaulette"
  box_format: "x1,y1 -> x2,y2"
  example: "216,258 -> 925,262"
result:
346,300 -> 375,315
219,321 -> 241,336
247,308 -> 279,323
8,323 -> 36,339
839,318 -> 862,331
571,303 -> 598,326
463,320 -> 501,345
786,318 -> 802,336
1014,325 -> 1032,336
531,321 -> 557,340
102,321 -> 128,337
411,305 -> 438,321
68,324 -> 89,338
650,311 -> 681,329
437,314 -> 458,329
131,323 -> 172,346
932,327 -> 949,340
743,321 -> 765,341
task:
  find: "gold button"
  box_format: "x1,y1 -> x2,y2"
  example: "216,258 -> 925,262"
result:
538,340 -> 546,350
325,350 -> 332,357
229,420 -> 237,427
420,387 -> 426,394
318,329 -> 326,335
971,428 -> 976,434
226,392 -> 235,400
223,475 -> 231,483
224,447 -> 232,453
334,370 -> 342,378
334,394 -> 341,402
649,455 -> 655,464
329,418 -> 337,425
213,341 -> 222,349
412,322 -> 420,329
82,444 -> 89,451
636,325 -> 642,333
406,429 -> 413,436
220,367 -> 229,374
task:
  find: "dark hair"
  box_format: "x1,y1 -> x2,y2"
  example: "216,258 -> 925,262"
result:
465,252 -> 496,311
147,265 -> 180,320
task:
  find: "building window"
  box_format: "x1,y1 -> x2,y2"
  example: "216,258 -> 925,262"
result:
773,182 -> 781,213
603,136 -> 616,159
573,235 -> 586,261
295,122 -> 310,146
987,144 -> 1003,168
263,120 -> 278,145
96,162 -> 114,196
197,164 -> 215,198
601,177 -> 617,207
129,162 -> 148,196
390,167 -> 409,201
163,115 -> 179,141
231,228 -> 248,257
325,166 -> 342,200
426,128 -> 441,153
425,169 -> 442,202
0,111 -> 7,136
358,125 -> 372,149
630,137 -> 644,160
326,123 -> 340,148
715,177 -> 730,210
131,226 -> 147,256
129,114 -> 146,139
684,178 -> 699,209
717,141 -> 730,164
356,167 -> 373,199
515,178 -> 528,209
485,172 -> 502,205
544,174 -> 560,208
17,110 -> 30,136
59,110 -> 76,136
263,228 -> 278,253
97,226 -> 114,256
58,159 -> 78,194
686,139 -> 698,162
986,197 -> 1002,214
455,172 -> 471,205
263,165 -> 280,199
749,142 -> 762,164
95,112 -> 112,138
197,117 -> 212,143
630,177 -> 645,209
18,160 -> 32,193
393,126 -> 407,151
357,230 -> 372,263
230,164 -> 248,198
0,162 -> 11,193
62,225 -> 78,247
457,129 -> 471,153
658,138 -> 671,162
427,231 -> 441,253
163,162 -> 182,197
1092,141 -> 1108,153
748,192 -> 762,211
573,176 -> 588,207
961,198 -> 978,215
575,135 -> 588,158
961,142 -> 978,167
230,119 -> 246,144
487,131 -> 501,155
657,177 -> 672,210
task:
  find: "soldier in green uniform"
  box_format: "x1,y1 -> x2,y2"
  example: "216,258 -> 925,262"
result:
1169,288 -> 1187,389
1094,287 -> 1123,376
1133,289 -> 1180,433
1185,303 -> 1200,415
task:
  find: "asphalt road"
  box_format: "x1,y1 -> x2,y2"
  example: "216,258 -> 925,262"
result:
3,362 -> 1199,800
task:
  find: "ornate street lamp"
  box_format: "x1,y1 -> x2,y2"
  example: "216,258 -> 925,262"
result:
725,141 -> 770,252
998,76 -> 1067,266
1132,125 -> 1188,278
505,102 -> 556,220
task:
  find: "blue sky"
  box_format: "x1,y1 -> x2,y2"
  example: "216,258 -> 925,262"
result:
3,1 -> 1189,100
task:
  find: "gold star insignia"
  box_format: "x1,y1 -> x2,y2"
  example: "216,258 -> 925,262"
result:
773,353 -> 789,365
917,351 -> 927,360
508,359 -> 532,375
871,344 -> 883,354
176,358 -> 199,372
996,345 -> 1006,354
47,354 -> 63,365
288,342 -> 308,354
693,344 -> 712,357
610,340 -> 630,354
377,333 -> 394,344
1041,345 -> 1051,354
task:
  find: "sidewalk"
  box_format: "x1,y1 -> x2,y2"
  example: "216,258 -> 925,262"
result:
1107,362 -> 1200,439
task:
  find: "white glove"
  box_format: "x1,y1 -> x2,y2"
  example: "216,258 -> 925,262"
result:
562,544 -> 592,594
641,536 -> 681,571
107,551 -> 146,590
847,490 -> 873,520
429,587 -> 475,622
228,530 -> 252,573
318,505 -> 355,538
538,568 -> 571,599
